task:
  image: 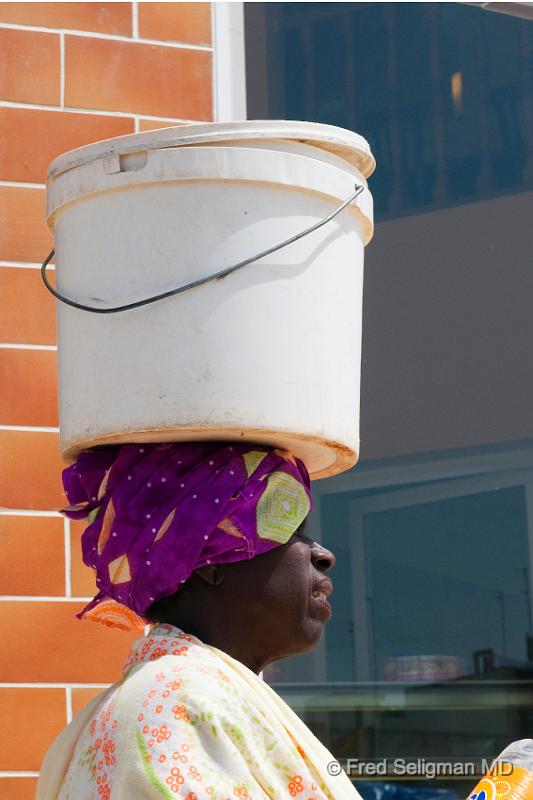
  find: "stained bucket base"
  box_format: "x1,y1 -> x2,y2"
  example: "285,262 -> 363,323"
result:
62,427 -> 358,481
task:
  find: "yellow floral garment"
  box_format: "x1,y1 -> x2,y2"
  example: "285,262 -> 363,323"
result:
37,624 -> 360,800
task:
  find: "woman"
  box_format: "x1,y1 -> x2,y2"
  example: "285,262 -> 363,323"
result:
37,442 -> 360,799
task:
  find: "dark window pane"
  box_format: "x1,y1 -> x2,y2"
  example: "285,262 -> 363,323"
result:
245,2 -> 533,219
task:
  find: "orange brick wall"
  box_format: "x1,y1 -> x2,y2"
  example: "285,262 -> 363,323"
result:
0,4 -> 214,796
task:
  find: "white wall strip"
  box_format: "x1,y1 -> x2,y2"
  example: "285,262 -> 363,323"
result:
0,21 -> 213,51
64,517 -> 72,598
65,685 -> 73,724
0,344 -> 57,351
0,424 -> 59,432
212,2 -> 247,122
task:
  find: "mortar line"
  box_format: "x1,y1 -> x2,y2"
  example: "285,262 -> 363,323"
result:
0,180 -> 46,189
0,772 -> 40,777
0,344 -> 57,351
0,424 -> 59,432
0,509 -> 62,517
0,596 -> 92,602
66,686 -> 73,724
0,21 -> 213,51
0,100 -> 200,123
59,31 -> 65,108
132,1 -> 139,38
64,517 -> 72,598
0,261 -> 54,269
0,682 -> 109,688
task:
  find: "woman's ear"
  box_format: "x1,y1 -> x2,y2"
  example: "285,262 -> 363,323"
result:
195,565 -> 224,586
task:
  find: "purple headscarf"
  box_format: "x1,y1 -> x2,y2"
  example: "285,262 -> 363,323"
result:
62,442 -> 313,631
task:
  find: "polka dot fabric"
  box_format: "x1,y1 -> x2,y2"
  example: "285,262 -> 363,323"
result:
61,443 -> 313,630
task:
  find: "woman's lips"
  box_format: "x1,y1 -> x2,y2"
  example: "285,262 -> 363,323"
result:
311,583 -> 333,618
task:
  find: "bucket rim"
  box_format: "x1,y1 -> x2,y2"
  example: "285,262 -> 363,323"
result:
47,119 -> 375,181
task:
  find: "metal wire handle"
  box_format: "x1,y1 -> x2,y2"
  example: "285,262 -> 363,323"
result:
41,183 -> 364,315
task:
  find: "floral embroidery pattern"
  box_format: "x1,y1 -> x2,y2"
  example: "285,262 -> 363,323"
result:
289,775 -> 305,796
72,688 -> 119,799
165,766 -> 184,792
55,624 -> 347,799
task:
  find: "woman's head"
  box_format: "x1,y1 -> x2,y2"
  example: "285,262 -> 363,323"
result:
62,441 -> 317,645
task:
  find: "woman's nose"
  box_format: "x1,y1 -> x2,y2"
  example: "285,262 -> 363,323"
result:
311,542 -> 336,572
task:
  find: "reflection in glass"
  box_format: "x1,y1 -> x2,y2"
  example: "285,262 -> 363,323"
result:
245,2 -> 533,220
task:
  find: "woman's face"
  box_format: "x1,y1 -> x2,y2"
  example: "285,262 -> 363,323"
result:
219,526 -> 336,664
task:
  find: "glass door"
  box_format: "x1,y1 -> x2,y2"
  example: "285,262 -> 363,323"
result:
347,472 -> 533,685
268,464 -> 533,795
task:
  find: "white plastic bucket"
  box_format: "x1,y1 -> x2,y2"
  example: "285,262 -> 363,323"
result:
46,121 -> 375,479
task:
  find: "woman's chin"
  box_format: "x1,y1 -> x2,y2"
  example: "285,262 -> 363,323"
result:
293,619 -> 328,656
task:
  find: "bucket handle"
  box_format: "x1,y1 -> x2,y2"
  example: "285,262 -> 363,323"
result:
41,184 -> 364,315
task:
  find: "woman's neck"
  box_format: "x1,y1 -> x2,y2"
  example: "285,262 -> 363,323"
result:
161,614 -> 270,674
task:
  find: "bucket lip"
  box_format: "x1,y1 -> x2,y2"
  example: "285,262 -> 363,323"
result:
47,119 -> 376,181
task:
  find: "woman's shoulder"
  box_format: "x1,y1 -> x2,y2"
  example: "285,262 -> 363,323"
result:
119,634 -> 246,721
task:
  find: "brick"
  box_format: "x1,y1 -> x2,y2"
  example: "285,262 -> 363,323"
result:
0,2 -> 132,35
0,186 -> 52,263
65,35 -> 212,120
138,118 -> 186,132
0,107 -> 135,183
0,348 -> 58,427
0,515 -> 64,596
70,519 -> 98,598
0,778 -> 39,800
139,3 -> 212,46
0,687 -> 66,770
0,601 -> 137,682
72,686 -> 105,718
0,430 -> 66,510
0,267 -> 56,345
0,28 -> 59,105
